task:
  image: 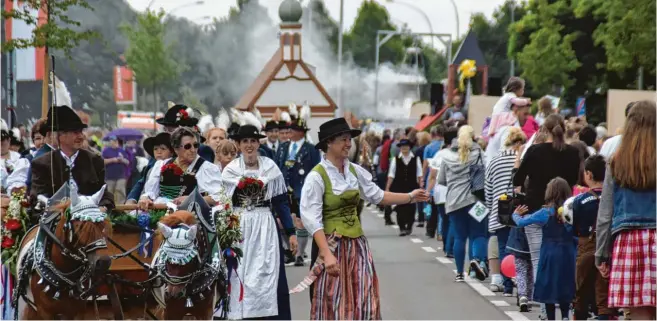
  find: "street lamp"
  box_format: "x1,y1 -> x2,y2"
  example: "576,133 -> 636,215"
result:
385,0 -> 434,48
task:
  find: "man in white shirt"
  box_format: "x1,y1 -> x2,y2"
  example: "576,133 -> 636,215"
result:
599,101 -> 635,160
386,139 -> 422,236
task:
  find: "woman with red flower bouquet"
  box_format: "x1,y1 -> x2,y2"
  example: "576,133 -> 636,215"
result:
138,127 -> 223,210
221,124 -> 297,320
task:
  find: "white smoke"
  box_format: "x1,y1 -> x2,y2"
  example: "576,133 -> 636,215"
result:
202,1 -> 424,120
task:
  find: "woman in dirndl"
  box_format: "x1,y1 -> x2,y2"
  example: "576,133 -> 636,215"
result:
595,100 -> 656,320
138,127 -> 223,208
221,124 -> 297,320
296,118 -> 429,320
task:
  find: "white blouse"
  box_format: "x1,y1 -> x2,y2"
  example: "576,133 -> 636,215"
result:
387,152 -> 422,178
300,157 -> 385,236
141,156 -> 223,202
2,151 -> 29,192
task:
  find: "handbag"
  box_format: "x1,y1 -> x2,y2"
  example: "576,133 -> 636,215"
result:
497,173 -> 525,227
469,151 -> 485,201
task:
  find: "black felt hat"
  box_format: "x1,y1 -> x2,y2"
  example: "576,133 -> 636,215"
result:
289,116 -> 309,132
397,139 -> 413,147
156,104 -> 199,127
315,118 -> 361,150
1,130 -> 11,141
278,121 -> 290,129
227,123 -> 241,137
229,124 -> 266,141
44,105 -> 88,133
264,120 -> 279,132
143,132 -> 173,159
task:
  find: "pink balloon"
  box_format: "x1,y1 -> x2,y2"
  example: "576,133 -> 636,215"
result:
501,255 -> 516,278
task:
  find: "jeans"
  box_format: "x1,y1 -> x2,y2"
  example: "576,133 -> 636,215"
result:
450,205 -> 488,274
493,227 -> 514,294
439,205 -> 454,255
417,202 -> 425,223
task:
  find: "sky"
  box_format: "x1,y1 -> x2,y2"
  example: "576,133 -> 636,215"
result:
126,0 -> 508,43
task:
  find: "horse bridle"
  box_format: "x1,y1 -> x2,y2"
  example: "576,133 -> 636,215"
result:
38,214 -> 107,263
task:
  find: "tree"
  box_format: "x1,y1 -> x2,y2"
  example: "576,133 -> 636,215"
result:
1,0 -> 97,54
575,0 -> 656,75
120,9 -> 182,113
180,86 -> 208,113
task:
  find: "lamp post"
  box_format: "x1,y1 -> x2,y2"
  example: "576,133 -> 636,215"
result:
385,0 -> 434,48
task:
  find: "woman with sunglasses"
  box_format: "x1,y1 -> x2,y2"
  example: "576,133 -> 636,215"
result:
221,124 -> 297,320
138,127 -> 222,209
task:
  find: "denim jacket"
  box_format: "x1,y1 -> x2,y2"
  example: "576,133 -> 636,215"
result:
595,166 -> 656,266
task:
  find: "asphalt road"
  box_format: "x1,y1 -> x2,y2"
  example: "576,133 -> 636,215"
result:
285,206 -> 543,320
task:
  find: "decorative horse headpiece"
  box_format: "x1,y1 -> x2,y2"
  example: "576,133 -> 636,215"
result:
157,223 -> 199,265
69,185 -> 107,223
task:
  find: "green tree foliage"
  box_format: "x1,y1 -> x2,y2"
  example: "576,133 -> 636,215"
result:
1,0 -> 97,54
120,9 -> 183,111
575,0 -> 656,75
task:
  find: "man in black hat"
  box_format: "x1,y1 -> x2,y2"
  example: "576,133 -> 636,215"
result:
278,120 -> 291,143
263,120 -> 280,154
30,105 -> 115,212
385,138 -> 422,236
156,104 -> 214,163
274,116 -> 320,266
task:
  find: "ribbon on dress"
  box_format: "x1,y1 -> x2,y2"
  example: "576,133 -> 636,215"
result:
1,265 -> 14,320
289,234 -> 339,294
223,248 -> 244,302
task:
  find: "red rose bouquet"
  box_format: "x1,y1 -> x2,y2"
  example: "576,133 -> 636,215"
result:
1,188 -> 29,276
237,177 -> 264,190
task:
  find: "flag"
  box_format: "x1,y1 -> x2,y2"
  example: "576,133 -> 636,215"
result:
4,0 -> 47,81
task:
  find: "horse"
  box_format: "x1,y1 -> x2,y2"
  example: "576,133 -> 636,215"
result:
14,185 -> 112,320
152,210 -> 221,320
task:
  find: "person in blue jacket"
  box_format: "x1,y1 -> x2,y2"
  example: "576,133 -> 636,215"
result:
274,116 -> 320,266
512,177 -> 575,321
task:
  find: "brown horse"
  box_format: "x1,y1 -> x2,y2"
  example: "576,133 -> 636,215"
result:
153,210 -> 218,320
15,187 -> 111,320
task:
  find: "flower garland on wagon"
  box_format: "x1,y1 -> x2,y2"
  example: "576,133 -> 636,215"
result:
1,188 -> 30,276
213,193 -> 244,312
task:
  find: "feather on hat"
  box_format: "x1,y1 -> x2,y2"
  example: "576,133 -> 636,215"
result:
49,73 -> 72,107
288,103 -> 299,119
215,108 -> 231,131
241,111 -> 262,129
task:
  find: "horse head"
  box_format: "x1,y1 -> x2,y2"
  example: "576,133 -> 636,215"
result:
157,211 -> 201,301
52,184 -> 111,276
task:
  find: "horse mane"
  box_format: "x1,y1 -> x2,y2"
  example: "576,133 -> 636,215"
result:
159,211 -> 197,227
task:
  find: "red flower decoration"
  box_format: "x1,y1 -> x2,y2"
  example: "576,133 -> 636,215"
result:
225,203 -> 231,211
4,219 -> 21,231
178,109 -> 189,119
1,236 -> 15,249
161,163 -> 184,176
20,200 -> 30,208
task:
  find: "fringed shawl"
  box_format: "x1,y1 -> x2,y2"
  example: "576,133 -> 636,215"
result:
222,156 -> 288,200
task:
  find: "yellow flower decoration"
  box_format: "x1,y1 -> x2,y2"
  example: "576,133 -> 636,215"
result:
458,59 -> 477,92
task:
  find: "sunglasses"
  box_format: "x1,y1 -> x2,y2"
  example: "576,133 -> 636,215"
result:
182,142 -> 199,150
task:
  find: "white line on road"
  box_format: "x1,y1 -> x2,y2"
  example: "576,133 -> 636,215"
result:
376,214 -> 384,218
504,311 -> 530,321
465,282 -> 496,297
409,238 -> 423,244
421,246 -> 437,253
391,225 -> 399,229
490,300 -> 511,307
435,257 -> 452,264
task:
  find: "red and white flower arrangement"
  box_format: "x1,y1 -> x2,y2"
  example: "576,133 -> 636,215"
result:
1,188 -> 29,276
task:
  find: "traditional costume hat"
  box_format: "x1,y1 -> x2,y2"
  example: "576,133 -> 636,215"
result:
44,105 -> 88,133
143,132 -> 174,159
229,124 -> 267,141
1,129 -> 10,141
397,139 -> 413,147
264,120 -> 279,132
156,104 -> 199,127
315,118 -> 362,150
288,103 -> 310,132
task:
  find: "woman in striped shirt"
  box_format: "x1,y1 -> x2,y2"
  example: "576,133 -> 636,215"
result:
485,127 -> 527,296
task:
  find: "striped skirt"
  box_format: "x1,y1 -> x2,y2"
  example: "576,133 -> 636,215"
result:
311,236 -> 381,320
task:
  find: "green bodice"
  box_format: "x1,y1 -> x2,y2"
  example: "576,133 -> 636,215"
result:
313,164 -> 363,238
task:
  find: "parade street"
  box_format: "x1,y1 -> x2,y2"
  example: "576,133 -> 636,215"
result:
286,206 -> 542,320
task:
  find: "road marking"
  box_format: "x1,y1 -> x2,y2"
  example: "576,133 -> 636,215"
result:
504,311 -> 530,321
409,238 -> 423,244
421,246 -> 437,253
465,281 -> 496,296
435,257 -> 452,264
391,225 -> 399,229
376,214 -> 384,218
490,300 -> 510,307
